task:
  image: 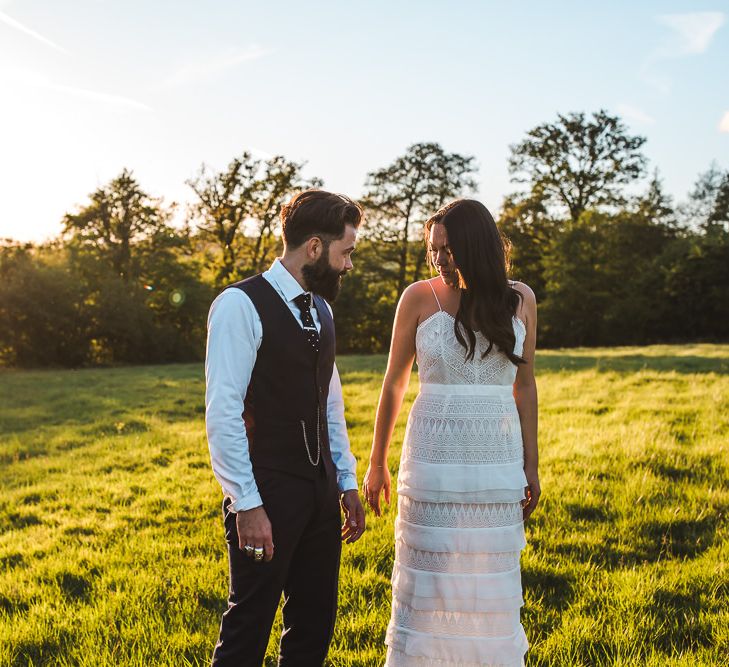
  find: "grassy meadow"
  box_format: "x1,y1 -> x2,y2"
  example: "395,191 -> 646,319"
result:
1,345 -> 728,666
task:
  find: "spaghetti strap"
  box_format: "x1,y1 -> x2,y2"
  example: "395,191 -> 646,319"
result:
427,280 -> 442,311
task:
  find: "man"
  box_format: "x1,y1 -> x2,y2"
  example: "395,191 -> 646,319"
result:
205,189 -> 366,666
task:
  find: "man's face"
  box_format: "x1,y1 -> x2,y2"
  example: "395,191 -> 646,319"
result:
302,224 -> 357,302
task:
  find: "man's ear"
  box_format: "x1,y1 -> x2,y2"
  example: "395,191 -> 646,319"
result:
305,236 -> 323,260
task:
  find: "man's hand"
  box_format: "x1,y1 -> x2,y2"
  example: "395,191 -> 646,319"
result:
340,490 -> 366,543
236,506 -> 274,562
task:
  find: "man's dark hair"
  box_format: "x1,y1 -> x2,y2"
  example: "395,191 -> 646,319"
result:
281,189 -> 363,249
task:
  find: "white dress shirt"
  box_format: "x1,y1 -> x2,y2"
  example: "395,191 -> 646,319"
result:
205,258 -> 358,512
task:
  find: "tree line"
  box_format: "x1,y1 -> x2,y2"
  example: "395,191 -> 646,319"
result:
1,110 -> 727,367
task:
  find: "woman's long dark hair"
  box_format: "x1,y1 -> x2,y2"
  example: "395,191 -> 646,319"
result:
425,199 -> 525,365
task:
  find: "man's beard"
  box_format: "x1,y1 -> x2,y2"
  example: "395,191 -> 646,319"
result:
301,250 -> 346,302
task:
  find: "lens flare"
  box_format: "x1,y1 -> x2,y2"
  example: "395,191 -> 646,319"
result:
169,289 -> 186,307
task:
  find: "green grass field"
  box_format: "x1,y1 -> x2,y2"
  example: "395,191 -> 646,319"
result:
1,345 -> 728,666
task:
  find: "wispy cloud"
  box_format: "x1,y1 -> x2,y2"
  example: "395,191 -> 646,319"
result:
0,9 -> 67,53
617,104 -> 655,126
641,12 -> 725,93
165,45 -> 272,86
720,112 -> 729,134
51,82 -> 152,111
656,12 -> 725,55
2,66 -> 152,111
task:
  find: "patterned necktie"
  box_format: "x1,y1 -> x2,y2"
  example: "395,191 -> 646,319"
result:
293,292 -> 320,354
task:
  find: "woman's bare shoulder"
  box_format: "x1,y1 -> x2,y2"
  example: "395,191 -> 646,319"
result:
401,278 -> 439,303
509,280 -> 537,325
509,280 -> 536,305
398,279 -> 441,324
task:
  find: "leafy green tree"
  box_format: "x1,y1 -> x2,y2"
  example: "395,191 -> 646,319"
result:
710,173 -> 729,230
61,171 -> 208,364
186,153 -> 261,286
599,211 -> 676,343
539,212 -> 612,346
658,232 -> 729,340
539,206 -> 676,346
681,163 -> 729,233
634,170 -> 676,226
0,242 -> 91,366
333,240 -> 400,353
247,156 -> 322,274
362,142 -> 477,294
63,169 -> 173,281
498,191 -> 558,301
137,246 -> 213,362
187,153 -> 320,286
509,110 -> 647,223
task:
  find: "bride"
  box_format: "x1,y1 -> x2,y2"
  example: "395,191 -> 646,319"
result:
363,199 -> 540,666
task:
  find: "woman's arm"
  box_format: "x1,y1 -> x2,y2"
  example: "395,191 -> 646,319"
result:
362,284 -> 421,516
513,282 -> 540,520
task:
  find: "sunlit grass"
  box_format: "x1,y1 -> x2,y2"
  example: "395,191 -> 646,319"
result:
1,345 -> 727,666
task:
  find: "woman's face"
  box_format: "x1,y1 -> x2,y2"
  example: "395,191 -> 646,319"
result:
429,223 -> 458,288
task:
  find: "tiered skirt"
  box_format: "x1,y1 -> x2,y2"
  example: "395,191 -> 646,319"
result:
385,383 -> 528,667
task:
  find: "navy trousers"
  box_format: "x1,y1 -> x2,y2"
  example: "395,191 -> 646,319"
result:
211,465 -> 342,667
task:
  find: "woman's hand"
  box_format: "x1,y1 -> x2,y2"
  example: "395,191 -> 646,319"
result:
362,463 -> 391,517
522,466 -> 541,521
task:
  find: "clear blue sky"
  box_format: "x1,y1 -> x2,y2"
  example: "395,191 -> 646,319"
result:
1,0 -> 727,241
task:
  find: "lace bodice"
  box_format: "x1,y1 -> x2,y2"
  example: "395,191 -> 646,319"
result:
388,284 -> 529,667
416,310 -> 526,387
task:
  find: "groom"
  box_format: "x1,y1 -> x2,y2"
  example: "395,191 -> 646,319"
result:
205,189 -> 366,666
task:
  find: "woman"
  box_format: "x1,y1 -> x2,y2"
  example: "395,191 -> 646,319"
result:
363,199 -> 540,667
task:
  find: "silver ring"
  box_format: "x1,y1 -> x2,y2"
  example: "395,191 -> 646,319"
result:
244,545 -> 254,555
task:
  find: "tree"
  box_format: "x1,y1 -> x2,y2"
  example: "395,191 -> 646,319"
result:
658,232 -> 729,340
508,110 -> 647,223
63,169 -> 173,281
498,190 -> 558,301
538,207 -> 677,347
681,163 -> 729,232
634,170 -> 675,226
247,156 -> 322,275
187,153 -> 320,285
539,212 -> 613,346
332,240 -> 400,353
362,142 -> 477,294
0,241 -> 92,366
187,152 -> 261,287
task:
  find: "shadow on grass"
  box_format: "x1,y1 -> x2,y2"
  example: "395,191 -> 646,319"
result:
349,543 -> 395,578
0,364 -> 205,437
10,629 -> 72,667
538,352 -> 728,375
564,502 -> 613,523
5,511 -> 42,529
56,571 -> 94,602
522,563 -> 575,612
650,584 -> 714,653
638,451 -> 726,484
0,591 -> 30,615
553,514 -> 720,569
0,552 -> 24,569
641,516 -> 720,559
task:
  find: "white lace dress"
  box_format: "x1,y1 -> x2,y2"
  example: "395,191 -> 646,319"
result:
385,294 -> 529,667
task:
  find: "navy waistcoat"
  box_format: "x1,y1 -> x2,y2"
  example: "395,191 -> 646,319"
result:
226,274 -> 336,480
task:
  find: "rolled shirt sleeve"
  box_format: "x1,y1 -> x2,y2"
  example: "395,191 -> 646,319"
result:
205,289 -> 263,512
327,362 -> 358,492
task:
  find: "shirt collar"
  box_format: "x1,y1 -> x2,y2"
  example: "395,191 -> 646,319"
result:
265,258 -> 309,303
